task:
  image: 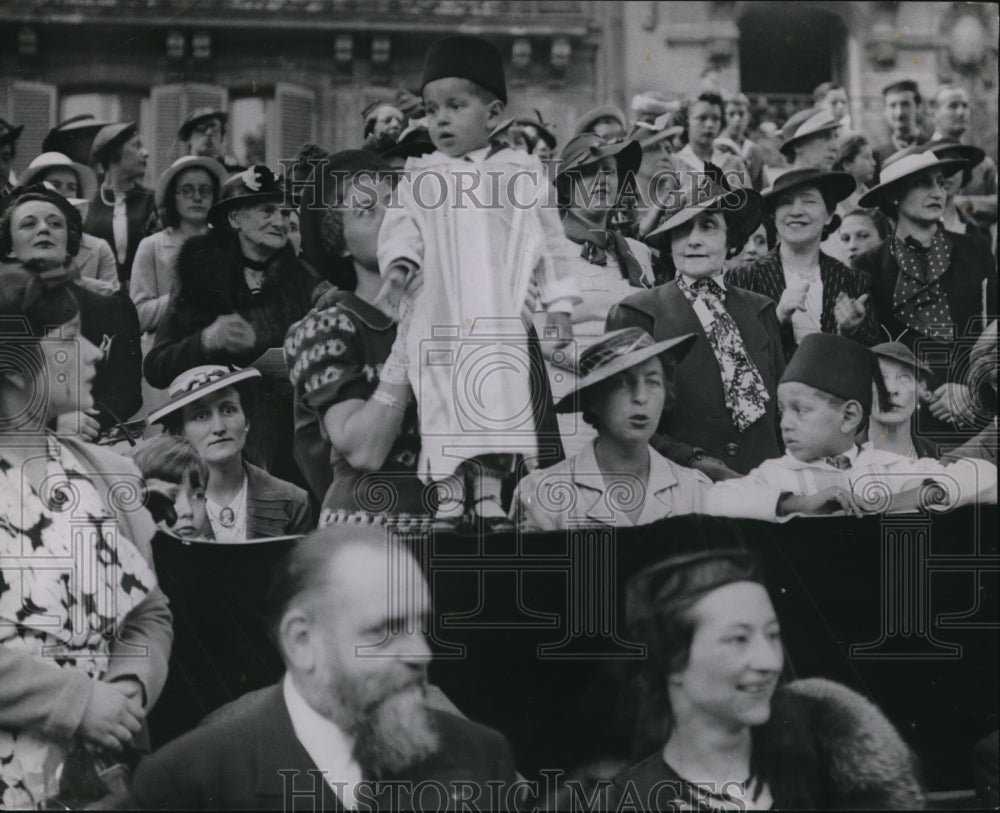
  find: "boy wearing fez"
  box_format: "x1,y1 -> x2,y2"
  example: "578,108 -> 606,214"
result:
377,35 -> 579,528
705,333 -> 996,521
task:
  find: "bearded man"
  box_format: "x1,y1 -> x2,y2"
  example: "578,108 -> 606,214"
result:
127,527 -> 521,810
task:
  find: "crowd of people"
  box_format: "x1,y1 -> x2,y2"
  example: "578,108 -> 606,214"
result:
0,28 -> 997,810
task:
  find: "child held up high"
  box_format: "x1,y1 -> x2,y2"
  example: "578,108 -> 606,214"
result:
376,35 -> 580,527
704,333 -> 997,521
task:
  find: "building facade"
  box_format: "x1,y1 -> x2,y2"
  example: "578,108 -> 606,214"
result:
1,1 -> 996,182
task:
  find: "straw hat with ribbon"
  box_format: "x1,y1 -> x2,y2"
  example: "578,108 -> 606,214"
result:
554,327 -> 696,413
148,365 -> 262,425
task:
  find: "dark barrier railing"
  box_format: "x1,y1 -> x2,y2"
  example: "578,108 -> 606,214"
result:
149,507 -> 998,791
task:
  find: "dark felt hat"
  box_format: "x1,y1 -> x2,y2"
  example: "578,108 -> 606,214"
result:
209,165 -> 286,228
178,108 -> 228,142
89,122 -> 138,166
882,79 -> 921,99
298,150 -> 393,274
779,108 -> 840,156
761,168 -> 856,212
42,115 -> 112,165
871,341 -> 933,379
781,333 -> 890,414
647,164 -> 763,242
555,133 -> 642,184
380,126 -> 435,163
626,548 -> 765,629
0,118 -> 25,148
421,35 -> 507,105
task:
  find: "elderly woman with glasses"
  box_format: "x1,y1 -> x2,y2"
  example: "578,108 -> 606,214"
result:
143,165 -> 324,485
610,548 -> 922,810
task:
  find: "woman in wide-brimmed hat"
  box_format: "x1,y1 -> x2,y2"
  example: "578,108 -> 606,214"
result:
547,133 -> 657,458
511,327 -> 711,531
608,167 -> 785,479
921,139 -> 991,239
130,155 -> 227,354
148,364 -> 311,543
726,167 -> 879,361
143,164 -> 323,487
853,148 -> 996,439
17,151 -> 119,296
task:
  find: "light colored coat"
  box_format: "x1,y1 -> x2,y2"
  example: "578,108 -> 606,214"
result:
704,443 -> 997,521
378,147 -> 580,479
71,233 -> 119,296
130,228 -> 186,348
511,440 -> 712,531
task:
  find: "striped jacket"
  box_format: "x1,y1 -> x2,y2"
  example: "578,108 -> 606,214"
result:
725,248 -> 880,361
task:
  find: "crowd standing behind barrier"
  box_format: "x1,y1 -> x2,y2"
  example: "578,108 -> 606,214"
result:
0,25 -> 997,810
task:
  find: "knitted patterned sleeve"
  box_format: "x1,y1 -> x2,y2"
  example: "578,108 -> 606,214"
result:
283,306 -> 371,416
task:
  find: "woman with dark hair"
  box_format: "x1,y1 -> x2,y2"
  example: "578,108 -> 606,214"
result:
0,266 -> 171,807
727,168 -> 879,361
511,328 -> 710,531
549,133 -> 656,457
673,92 -> 751,197
143,165 -> 322,484
831,132 -> 877,215
612,548 -> 923,810
130,156 -> 227,354
285,150 -> 425,521
608,167 -> 784,478
148,365 -> 311,542
837,208 -> 890,266
1,185 -> 143,437
854,148 -> 997,437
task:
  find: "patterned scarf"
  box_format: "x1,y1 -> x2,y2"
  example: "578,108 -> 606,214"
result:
678,276 -> 769,432
890,230 -> 955,339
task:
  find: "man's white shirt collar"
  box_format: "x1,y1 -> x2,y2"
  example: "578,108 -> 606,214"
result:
283,673 -> 363,809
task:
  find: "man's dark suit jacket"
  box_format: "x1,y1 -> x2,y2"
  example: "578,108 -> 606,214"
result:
128,682 -> 521,811
71,280 -> 143,429
607,280 -> 785,475
726,248 -> 881,361
853,231 -> 997,386
83,186 -> 157,287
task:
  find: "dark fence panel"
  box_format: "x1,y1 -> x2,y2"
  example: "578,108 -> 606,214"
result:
149,508 -> 998,791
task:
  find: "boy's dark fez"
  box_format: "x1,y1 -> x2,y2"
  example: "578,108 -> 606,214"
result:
780,333 -> 891,414
421,35 -> 507,104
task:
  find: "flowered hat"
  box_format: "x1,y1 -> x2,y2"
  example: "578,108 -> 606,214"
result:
208,165 -> 286,228
554,327 -> 696,413
148,365 -> 262,425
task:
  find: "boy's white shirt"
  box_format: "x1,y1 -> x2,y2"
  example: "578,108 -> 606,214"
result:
377,146 -> 581,480
703,442 -> 998,522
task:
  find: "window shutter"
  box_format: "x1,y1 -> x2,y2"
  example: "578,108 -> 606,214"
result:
268,83 -> 315,170
149,83 -> 228,181
3,81 -> 56,177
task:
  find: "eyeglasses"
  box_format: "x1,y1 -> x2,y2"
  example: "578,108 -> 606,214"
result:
176,184 -> 214,200
192,123 -> 222,137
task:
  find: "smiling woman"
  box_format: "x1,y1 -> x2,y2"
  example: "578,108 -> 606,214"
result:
611,548 -> 923,810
